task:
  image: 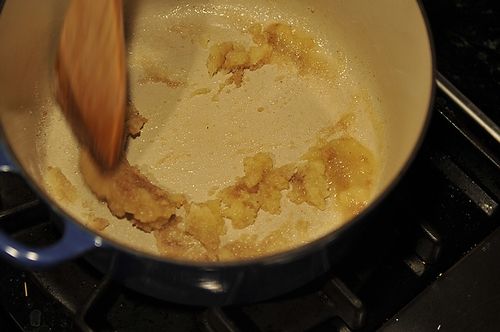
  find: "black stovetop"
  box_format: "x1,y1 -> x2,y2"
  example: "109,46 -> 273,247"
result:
0,1 -> 499,331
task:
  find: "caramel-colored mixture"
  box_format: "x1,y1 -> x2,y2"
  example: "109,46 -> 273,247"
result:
206,23 -> 325,87
153,217 -> 213,261
218,154 -> 294,229
219,220 -> 312,261
80,150 -> 186,232
126,104 -> 148,137
305,137 -> 375,217
45,166 -> 77,203
184,200 -> 225,252
86,217 -> 110,232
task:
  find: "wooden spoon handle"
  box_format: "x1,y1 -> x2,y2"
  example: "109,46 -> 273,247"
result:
56,0 -> 126,169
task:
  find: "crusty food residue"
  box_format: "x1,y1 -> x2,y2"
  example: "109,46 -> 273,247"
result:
207,23 -> 326,88
45,166 -> 77,203
127,104 -> 148,137
218,153 -> 294,229
153,216 -> 214,262
219,219 -> 312,261
185,201 -> 225,252
80,150 -> 186,232
86,217 -> 110,232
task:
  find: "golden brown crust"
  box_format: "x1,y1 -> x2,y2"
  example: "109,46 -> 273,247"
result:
219,220 -> 312,261
185,200 -> 226,252
46,166 -> 78,204
80,149 -> 186,232
153,217 -> 215,262
218,153 -> 293,229
86,217 -> 110,232
126,104 -> 148,138
206,23 -> 326,89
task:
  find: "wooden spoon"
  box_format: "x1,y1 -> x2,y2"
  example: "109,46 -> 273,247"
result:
56,0 -> 126,170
